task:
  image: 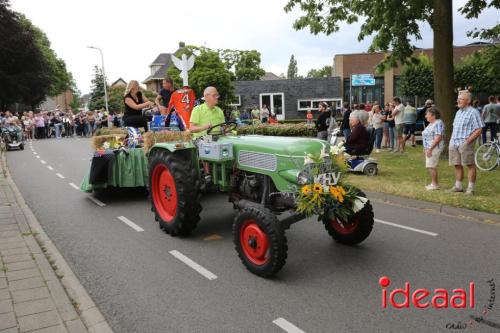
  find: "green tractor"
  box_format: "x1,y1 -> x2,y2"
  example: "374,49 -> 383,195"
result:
148,121 -> 374,277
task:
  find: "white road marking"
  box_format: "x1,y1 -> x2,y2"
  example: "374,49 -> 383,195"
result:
169,250 -> 217,280
117,216 -> 144,232
40,160 -> 46,164
375,219 -> 438,237
47,166 -> 54,171
273,318 -> 306,333
69,183 -> 79,190
56,173 -> 65,179
36,156 -> 40,159
88,196 -> 106,207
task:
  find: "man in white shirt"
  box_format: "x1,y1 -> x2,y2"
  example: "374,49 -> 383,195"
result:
392,97 -> 405,153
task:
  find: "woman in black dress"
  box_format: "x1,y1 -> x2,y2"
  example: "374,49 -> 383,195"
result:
123,80 -> 154,131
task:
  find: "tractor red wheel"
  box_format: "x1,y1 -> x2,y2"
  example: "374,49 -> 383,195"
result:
322,189 -> 374,245
329,215 -> 360,235
151,164 -> 177,223
148,149 -> 201,236
240,220 -> 270,266
233,205 -> 287,277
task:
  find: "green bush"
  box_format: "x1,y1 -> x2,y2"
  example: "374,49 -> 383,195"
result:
237,123 -> 317,137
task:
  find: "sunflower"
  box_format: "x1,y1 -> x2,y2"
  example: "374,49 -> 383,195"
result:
329,186 -> 338,197
313,183 -> 323,194
301,185 -> 312,195
329,186 -> 345,203
337,186 -> 346,196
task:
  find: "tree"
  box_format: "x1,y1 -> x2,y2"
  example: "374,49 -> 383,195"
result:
307,65 -> 333,78
107,86 -> 124,114
234,51 -> 266,81
454,45 -> 500,96
0,0 -> 72,110
287,55 -> 298,79
284,0 -> 500,135
215,49 -> 266,81
88,66 -> 108,111
0,1 -> 48,110
399,54 -> 434,102
167,46 -> 235,110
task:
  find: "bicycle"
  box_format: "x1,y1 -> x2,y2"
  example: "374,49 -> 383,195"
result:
474,135 -> 499,171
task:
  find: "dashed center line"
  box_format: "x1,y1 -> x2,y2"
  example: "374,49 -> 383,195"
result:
56,173 -> 65,179
169,250 -> 217,280
47,166 -> 54,171
69,183 -> 79,190
374,219 -> 438,237
273,318 -> 306,333
40,160 -> 46,164
117,216 -> 144,232
36,156 -> 40,159
88,196 -> 106,207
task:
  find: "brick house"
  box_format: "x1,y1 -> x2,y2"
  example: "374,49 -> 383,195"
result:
334,43 -> 488,105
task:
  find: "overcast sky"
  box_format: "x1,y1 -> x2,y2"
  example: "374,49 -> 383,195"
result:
9,0 -> 498,94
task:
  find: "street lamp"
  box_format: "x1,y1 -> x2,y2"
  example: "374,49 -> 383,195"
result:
87,46 -> 109,117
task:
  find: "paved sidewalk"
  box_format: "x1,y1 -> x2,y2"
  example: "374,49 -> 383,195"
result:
0,153 -> 112,333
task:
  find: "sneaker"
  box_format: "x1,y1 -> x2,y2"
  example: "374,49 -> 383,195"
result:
425,184 -> 440,191
446,187 -> 464,193
376,149 -> 381,153
412,144 -> 417,147
465,188 -> 474,196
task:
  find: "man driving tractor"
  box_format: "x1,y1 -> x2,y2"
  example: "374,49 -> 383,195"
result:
189,86 -> 225,137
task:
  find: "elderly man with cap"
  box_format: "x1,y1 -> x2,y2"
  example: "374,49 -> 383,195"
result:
189,86 -> 225,138
448,90 -> 484,195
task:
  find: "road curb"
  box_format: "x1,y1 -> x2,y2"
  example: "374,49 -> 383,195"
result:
2,151 -> 114,333
365,190 -> 500,224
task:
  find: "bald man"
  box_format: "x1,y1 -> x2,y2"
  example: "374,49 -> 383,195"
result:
190,87 -> 225,138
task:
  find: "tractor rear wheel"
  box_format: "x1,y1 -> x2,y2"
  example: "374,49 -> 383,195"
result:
149,149 -> 201,236
233,205 -> 287,277
322,190 -> 374,245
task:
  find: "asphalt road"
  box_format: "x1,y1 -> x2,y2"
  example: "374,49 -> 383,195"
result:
6,137 -> 500,333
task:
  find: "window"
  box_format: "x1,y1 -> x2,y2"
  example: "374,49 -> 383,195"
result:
297,98 -> 343,111
260,93 -> 285,120
150,65 -> 161,76
229,95 -> 241,106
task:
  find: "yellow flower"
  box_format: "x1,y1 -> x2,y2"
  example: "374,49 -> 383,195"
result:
301,185 -> 312,195
337,186 -> 346,196
329,186 -> 338,196
313,183 -> 323,194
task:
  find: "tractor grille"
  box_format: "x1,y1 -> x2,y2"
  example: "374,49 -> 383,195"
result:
238,151 -> 277,171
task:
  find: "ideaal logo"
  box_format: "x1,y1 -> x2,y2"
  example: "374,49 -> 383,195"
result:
379,276 -> 475,309
379,277 -> 498,330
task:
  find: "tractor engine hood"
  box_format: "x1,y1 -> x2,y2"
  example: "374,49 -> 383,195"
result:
218,135 -> 330,192
218,135 -> 328,157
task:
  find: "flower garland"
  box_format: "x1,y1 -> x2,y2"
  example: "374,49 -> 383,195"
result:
295,142 -> 367,222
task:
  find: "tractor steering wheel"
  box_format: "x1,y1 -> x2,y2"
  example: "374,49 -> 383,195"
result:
206,121 -> 237,136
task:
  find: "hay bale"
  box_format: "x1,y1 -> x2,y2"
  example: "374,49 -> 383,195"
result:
91,134 -> 127,150
94,128 -> 128,137
143,131 -> 192,152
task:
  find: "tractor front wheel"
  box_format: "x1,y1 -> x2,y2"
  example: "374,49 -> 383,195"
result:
149,149 -> 201,236
233,206 -> 287,277
322,190 -> 374,245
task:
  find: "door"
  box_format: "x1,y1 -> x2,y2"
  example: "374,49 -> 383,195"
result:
260,93 -> 285,121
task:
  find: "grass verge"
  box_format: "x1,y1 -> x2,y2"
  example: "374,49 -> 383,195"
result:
344,145 -> 500,214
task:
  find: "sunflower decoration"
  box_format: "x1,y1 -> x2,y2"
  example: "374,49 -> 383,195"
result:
301,185 -> 312,196
295,149 -> 365,221
313,183 -> 323,194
